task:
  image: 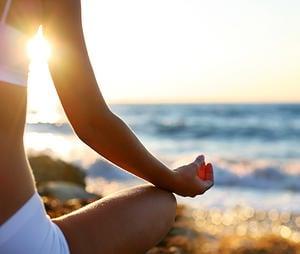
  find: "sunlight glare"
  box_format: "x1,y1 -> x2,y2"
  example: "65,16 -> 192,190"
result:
26,29 -> 62,124
27,29 -> 51,63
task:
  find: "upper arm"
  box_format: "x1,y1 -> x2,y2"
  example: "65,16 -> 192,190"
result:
42,0 -> 111,133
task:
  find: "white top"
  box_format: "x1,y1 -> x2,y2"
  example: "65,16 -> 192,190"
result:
0,0 -> 29,87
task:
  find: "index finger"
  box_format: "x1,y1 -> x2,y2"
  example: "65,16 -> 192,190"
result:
194,155 -> 205,168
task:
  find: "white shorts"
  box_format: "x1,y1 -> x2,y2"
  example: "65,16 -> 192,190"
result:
0,192 -> 70,254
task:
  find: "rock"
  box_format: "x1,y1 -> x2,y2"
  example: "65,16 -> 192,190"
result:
38,181 -> 99,201
168,246 -> 187,254
168,227 -> 198,239
43,196 -> 97,218
165,236 -> 193,253
29,155 -> 86,187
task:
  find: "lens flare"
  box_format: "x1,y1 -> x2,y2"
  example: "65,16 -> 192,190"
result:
27,29 -> 51,63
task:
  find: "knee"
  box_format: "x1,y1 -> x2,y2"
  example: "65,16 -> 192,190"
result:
155,187 -> 177,228
134,184 -> 177,206
133,185 -> 177,226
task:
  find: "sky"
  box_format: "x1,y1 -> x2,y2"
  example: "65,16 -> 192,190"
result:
27,0 -> 300,119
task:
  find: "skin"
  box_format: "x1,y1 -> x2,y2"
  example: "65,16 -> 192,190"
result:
0,0 -> 214,253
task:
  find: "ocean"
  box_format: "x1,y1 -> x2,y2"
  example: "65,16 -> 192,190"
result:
25,103 -> 300,212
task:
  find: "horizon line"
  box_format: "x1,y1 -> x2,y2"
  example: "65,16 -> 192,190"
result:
107,100 -> 300,105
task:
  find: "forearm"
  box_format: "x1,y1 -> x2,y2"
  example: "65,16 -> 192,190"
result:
79,112 -> 175,190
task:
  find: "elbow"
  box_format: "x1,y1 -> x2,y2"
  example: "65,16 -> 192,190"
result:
74,124 -> 93,145
73,109 -> 114,145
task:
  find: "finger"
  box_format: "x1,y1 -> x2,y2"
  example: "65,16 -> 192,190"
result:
194,155 -> 205,168
205,163 -> 214,182
197,164 -> 206,180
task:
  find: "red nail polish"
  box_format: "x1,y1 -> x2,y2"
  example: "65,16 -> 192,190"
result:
197,165 -> 206,180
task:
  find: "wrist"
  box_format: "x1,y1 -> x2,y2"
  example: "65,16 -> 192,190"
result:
156,167 -> 177,193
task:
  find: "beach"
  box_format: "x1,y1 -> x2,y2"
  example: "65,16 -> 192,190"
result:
43,191 -> 300,254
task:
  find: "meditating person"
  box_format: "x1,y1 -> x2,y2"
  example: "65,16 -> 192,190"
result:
0,0 -> 214,253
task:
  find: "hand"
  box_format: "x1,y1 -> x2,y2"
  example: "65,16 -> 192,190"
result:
171,155 -> 214,197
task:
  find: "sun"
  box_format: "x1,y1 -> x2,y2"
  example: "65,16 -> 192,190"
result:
27,28 -> 51,63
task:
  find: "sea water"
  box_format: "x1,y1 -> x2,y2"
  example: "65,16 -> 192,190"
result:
25,103 -> 300,211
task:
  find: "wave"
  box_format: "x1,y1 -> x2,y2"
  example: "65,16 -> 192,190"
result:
25,104 -> 300,191
153,122 -> 300,140
26,123 -> 73,135
208,162 -> 300,192
26,104 -> 300,142
86,158 -> 300,192
27,119 -> 300,142
87,159 -> 135,181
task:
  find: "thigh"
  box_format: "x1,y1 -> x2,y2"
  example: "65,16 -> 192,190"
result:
53,185 -> 177,254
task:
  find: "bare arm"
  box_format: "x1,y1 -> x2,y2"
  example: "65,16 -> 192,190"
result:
42,0 -> 213,196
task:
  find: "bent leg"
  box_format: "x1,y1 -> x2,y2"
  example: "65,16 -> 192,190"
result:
53,185 -> 177,254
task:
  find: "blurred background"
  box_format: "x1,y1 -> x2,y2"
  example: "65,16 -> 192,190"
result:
25,0 -> 300,253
